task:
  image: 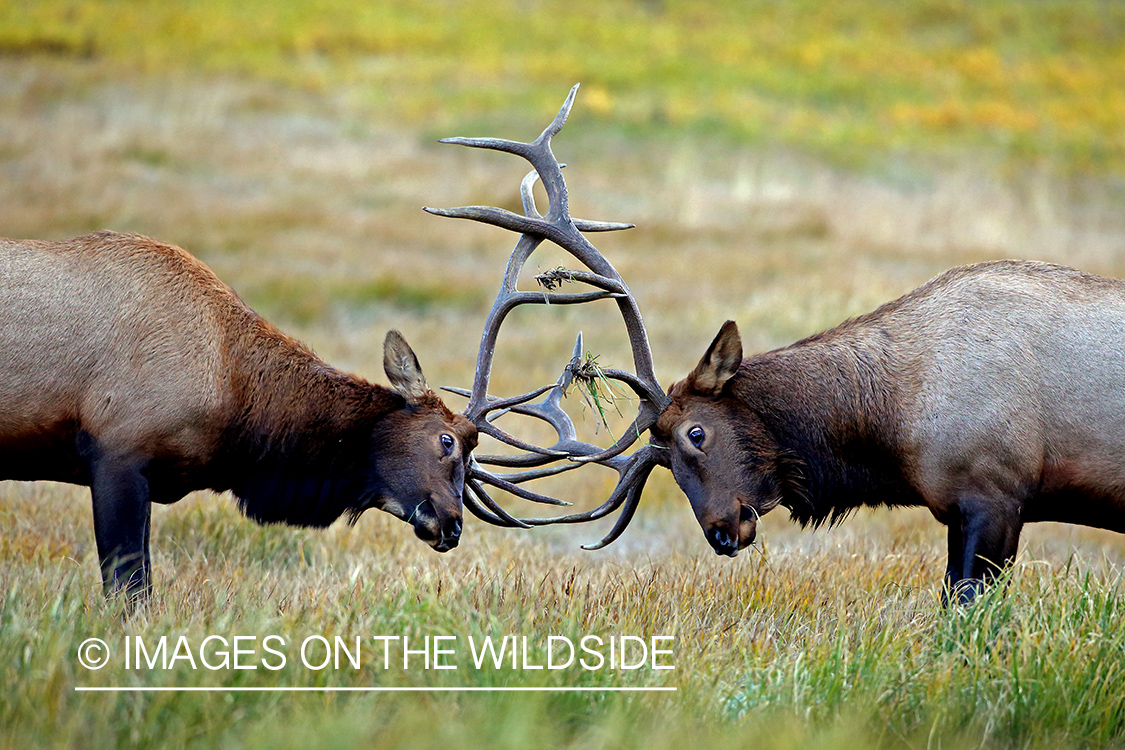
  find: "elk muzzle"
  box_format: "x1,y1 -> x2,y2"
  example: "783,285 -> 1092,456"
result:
702,499 -> 758,557
410,496 -> 463,553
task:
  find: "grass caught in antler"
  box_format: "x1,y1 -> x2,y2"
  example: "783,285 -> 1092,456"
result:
535,266 -> 576,294
567,351 -> 629,438
532,265 -> 634,438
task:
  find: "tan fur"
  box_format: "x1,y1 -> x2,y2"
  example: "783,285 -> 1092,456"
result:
656,260 -> 1125,597
0,230 -> 476,594
852,261 -> 1125,523
0,232 -> 232,465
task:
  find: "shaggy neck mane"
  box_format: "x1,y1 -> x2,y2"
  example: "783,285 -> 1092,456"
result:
736,331 -> 922,527
218,316 -> 404,528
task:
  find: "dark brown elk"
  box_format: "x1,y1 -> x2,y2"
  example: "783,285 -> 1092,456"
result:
651,262 -> 1125,602
0,230 -> 477,598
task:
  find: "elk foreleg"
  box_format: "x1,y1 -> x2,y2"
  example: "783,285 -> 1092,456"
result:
941,509 -> 965,605
80,436 -> 152,599
948,495 -> 1022,605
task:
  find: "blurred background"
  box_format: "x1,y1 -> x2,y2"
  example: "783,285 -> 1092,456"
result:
2,0 -> 1125,567
6,4 -> 1125,747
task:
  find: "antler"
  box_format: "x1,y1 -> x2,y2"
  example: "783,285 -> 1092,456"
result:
426,84 -> 670,549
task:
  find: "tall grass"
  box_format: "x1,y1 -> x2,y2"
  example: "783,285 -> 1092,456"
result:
4,490 -> 1125,749
2,2 -> 1125,746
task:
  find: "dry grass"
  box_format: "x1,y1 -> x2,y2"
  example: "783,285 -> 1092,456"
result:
5,483 -> 1125,748
3,56 -> 1125,748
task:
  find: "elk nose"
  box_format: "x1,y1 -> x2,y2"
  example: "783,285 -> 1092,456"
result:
433,538 -> 458,553
708,527 -> 739,558
432,517 -> 462,553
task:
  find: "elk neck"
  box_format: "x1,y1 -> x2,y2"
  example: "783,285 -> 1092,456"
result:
217,312 -> 404,528
733,326 -> 923,527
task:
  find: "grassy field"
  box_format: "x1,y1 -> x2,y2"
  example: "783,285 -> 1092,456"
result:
6,490 -> 1125,749
1,0 -> 1124,171
3,2 -> 1125,747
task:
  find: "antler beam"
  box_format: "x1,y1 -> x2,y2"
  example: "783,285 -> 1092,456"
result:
427,84 -> 670,548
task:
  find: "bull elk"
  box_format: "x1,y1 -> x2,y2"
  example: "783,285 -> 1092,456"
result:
435,85 -> 1125,604
0,231 -> 476,598
653,265 -> 1125,603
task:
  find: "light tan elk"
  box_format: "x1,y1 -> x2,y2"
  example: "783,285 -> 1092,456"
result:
437,86 -> 1125,604
0,231 -> 476,598
654,266 -> 1125,603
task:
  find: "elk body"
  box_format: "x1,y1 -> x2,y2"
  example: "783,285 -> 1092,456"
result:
424,87 -> 1125,602
0,230 -> 476,597
652,260 -> 1125,601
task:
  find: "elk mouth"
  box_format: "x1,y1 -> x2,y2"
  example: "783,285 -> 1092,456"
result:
430,537 -> 459,553
708,527 -> 740,557
418,526 -> 460,553
737,501 -> 758,550
412,513 -> 462,553
709,500 -> 759,557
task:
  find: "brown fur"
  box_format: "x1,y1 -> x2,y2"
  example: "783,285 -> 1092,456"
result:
653,260 -> 1125,602
0,230 -> 477,596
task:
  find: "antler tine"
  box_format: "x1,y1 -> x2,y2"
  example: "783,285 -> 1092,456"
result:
467,336 -> 588,481
472,465 -> 573,507
516,444 -> 662,527
543,83 -> 581,143
579,458 -> 655,550
463,479 -> 531,529
475,421 -> 569,461
522,168 -> 635,233
574,219 -> 636,232
598,368 -> 669,410
521,169 -> 542,218
443,335 -> 583,471
430,84 -> 668,548
470,433 -> 646,523
441,382 -> 556,414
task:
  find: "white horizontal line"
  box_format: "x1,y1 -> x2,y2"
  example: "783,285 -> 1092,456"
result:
75,686 -> 676,693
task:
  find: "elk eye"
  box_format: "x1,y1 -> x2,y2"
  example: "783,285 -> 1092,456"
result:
440,434 -> 456,456
687,426 -> 706,449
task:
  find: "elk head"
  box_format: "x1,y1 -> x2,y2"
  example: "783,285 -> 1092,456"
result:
651,321 -> 778,557
367,330 -> 477,551
425,85 -> 670,547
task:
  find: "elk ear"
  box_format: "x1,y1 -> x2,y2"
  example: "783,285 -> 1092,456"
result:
383,330 -> 430,401
689,320 -> 743,396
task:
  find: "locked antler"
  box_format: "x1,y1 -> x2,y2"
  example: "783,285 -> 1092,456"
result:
425,84 -> 670,549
